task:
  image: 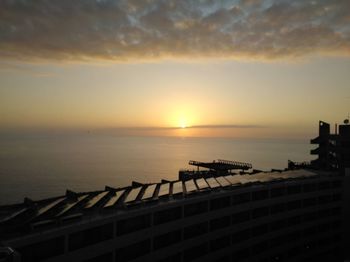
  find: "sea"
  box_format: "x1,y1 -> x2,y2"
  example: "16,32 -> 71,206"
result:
0,133 -> 314,205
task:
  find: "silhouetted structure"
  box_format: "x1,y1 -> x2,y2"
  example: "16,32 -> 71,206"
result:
0,120 -> 349,262
287,160 -> 311,170
179,160 -> 252,179
311,120 -> 350,174
189,160 -> 252,172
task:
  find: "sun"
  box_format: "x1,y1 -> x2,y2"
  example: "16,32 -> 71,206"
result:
167,107 -> 197,129
179,118 -> 187,129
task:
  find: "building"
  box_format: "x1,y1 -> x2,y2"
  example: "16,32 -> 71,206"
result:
310,120 -> 350,173
0,120 -> 349,262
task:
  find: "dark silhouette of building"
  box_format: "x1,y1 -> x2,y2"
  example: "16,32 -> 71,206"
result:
0,120 -> 349,262
311,120 -> 350,174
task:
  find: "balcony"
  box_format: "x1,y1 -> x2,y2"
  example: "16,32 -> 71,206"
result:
310,147 -> 320,155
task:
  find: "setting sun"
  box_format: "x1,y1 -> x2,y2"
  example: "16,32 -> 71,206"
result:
164,103 -> 199,130
180,119 -> 187,129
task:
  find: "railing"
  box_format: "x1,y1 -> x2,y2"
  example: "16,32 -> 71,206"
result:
217,159 -> 252,169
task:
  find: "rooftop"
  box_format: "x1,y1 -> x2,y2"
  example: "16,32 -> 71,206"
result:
0,168 -> 330,240
188,159 -> 252,171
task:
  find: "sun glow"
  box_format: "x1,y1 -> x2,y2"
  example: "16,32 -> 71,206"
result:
179,116 -> 190,129
166,107 -> 196,129
162,98 -> 205,130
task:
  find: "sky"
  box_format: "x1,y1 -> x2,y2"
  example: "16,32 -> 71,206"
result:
0,0 -> 350,138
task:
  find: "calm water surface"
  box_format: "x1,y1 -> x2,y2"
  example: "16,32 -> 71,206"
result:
0,134 -> 314,204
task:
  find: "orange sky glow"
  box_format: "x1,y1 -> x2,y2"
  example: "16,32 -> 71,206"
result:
0,0 -> 350,139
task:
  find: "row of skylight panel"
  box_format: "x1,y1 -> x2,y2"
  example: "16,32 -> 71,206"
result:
3,170 -> 318,222
103,170 -> 318,208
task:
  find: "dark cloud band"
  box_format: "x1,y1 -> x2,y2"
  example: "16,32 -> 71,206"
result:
0,0 -> 349,61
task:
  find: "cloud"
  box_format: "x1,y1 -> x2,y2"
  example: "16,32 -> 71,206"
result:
0,0 -> 349,62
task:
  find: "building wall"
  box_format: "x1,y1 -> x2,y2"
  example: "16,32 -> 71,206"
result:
4,175 -> 344,262
343,171 -> 350,260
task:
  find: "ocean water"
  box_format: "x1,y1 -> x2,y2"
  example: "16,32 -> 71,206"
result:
0,134 -> 313,205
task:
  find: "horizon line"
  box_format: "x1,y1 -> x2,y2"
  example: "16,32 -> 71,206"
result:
99,124 -> 266,131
